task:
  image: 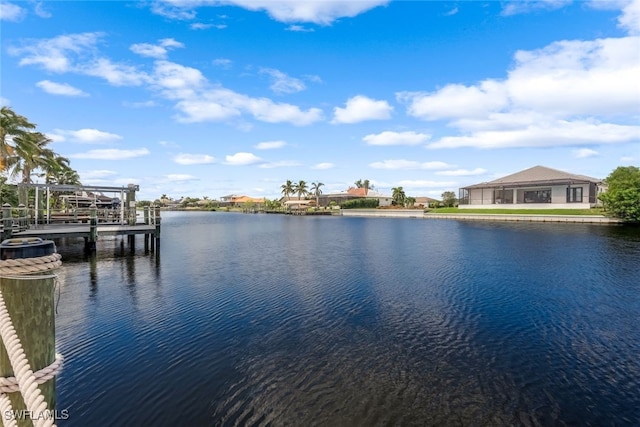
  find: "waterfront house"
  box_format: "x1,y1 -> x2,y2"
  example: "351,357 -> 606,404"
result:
459,165 -> 606,209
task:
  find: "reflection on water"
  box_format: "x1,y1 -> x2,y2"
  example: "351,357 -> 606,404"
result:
54,212 -> 640,426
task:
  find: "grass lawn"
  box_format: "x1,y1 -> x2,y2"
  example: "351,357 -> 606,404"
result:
427,207 -> 607,215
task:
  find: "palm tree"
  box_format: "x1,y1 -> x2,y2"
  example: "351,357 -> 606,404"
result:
294,180 -> 308,200
281,180 -> 294,201
7,132 -> 57,183
392,186 -> 406,207
0,106 -> 36,171
310,182 -> 324,207
354,178 -> 374,195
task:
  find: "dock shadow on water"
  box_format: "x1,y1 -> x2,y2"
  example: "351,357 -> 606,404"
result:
53,212 -> 640,426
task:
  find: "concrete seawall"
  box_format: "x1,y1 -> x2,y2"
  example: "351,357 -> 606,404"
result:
341,209 -> 425,218
340,209 -> 622,224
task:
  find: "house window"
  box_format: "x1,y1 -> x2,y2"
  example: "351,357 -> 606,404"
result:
567,187 -> 583,203
523,189 -> 551,203
494,189 -> 513,204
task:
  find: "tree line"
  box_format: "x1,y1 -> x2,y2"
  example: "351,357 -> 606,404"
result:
1,107 -> 80,187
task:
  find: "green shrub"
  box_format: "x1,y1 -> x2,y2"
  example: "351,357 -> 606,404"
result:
341,198 -> 379,209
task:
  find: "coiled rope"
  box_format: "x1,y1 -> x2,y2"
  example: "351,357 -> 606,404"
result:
0,254 -> 63,427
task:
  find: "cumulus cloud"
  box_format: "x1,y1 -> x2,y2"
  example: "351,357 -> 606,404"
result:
0,2 -> 26,21
363,131 -> 430,146
332,95 -> 393,124
9,33 -> 324,126
399,30 -> 640,149
255,140 -> 286,150
130,38 -> 184,59
70,148 -> 150,160
152,0 -> 389,25
36,80 -> 88,96
369,159 -> 454,170
34,2 -> 52,18
225,152 -> 262,165
173,153 -> 215,165
51,128 -> 122,143
501,0 -> 572,16
260,68 -> 306,94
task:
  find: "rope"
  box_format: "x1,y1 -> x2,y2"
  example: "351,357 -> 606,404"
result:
0,254 -> 62,276
0,254 -> 63,427
0,354 -> 63,394
0,289 -> 55,427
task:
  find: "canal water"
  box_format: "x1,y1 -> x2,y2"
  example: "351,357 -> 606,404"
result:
54,212 -> 640,426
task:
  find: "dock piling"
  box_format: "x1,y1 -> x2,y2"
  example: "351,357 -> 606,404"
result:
0,238 -> 62,426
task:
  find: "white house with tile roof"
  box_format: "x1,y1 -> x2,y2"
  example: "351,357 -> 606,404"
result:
459,166 -> 606,209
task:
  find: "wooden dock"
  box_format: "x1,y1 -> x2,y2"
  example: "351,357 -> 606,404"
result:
1,204 -> 161,254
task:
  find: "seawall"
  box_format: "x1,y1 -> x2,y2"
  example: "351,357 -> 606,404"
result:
340,209 -> 623,224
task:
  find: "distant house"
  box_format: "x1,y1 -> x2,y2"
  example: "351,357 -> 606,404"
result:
459,165 -> 606,209
318,187 -> 393,207
219,195 -> 265,207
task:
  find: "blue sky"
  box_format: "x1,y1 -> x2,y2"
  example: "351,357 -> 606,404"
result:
1,0 -> 639,201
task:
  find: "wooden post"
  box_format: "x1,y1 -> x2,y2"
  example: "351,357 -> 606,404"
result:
154,205 -> 161,252
2,203 -> 13,241
86,203 -> 97,253
143,206 -> 150,252
0,239 -> 59,426
17,204 -> 27,231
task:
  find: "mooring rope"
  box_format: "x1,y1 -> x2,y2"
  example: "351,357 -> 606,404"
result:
0,254 -> 62,276
0,254 -> 63,427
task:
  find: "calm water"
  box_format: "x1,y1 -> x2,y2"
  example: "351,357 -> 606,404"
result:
53,212 -> 640,426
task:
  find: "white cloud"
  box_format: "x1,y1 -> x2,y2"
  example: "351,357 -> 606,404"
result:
501,0 -> 572,16
400,31 -> 640,150
312,162 -> 335,170
9,32 -> 104,73
153,0 -> 389,25
369,160 -> 454,170
167,174 -> 197,181
70,148 -> 150,160
363,131 -> 430,146
258,160 -> 302,168
332,95 -> 393,124
286,25 -> 314,32
130,38 -> 184,59
255,140 -> 286,150
618,0 -> 640,35
620,155 -> 636,162
34,2 -> 52,18
444,7 -> 458,16
573,148 -> 599,158
428,121 -> 640,149
36,80 -> 88,97
260,68 -> 306,94
0,2 -> 26,21
435,168 -> 488,176
174,153 -> 215,165
10,32 -> 323,127
52,128 -> 122,143
397,81 -> 507,121
225,152 -> 262,165
191,22 -> 214,30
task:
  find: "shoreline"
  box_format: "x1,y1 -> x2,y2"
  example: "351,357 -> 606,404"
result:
341,209 -> 623,224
